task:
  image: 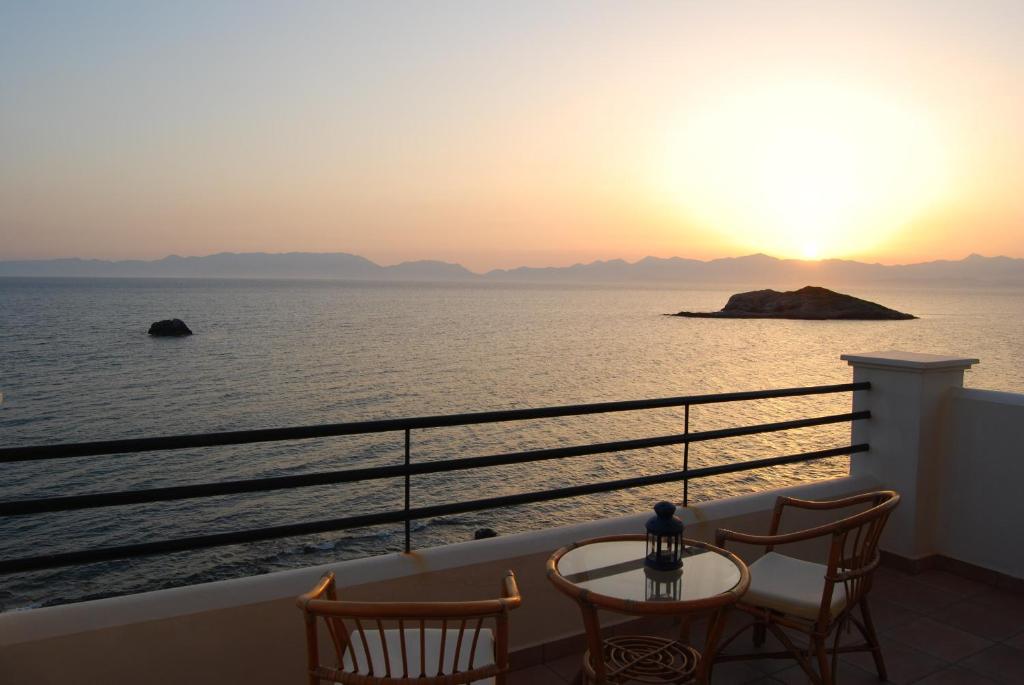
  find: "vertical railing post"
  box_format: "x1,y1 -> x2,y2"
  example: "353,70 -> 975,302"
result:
683,404 -> 690,507
404,428 -> 411,553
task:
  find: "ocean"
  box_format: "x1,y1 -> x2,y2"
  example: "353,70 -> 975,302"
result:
1,277 -> 1021,610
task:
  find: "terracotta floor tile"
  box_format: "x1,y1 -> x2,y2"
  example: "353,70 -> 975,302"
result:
708,660 -> 782,684
915,665 -> 998,684
772,662 -> 879,684
656,618 -> 686,639
841,637 -> 945,684
875,565 -> 916,586
1004,630 -> 1024,652
543,651 -> 584,685
510,644 -> 544,671
932,599 -> 1024,642
872,578 -> 959,616
866,596 -> 925,633
974,587 -> 1024,614
713,622 -> 797,676
960,644 -> 1024,684
678,612 -> 744,652
762,666 -> 807,685
912,569 -> 991,598
541,633 -> 587,661
506,664 -> 564,685
734,657 -> 797,677
886,615 -> 993,662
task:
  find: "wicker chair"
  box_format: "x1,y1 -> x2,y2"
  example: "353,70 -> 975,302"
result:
712,490 -> 900,685
296,570 -> 521,685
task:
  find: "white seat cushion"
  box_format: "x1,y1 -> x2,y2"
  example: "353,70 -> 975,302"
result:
743,552 -> 848,620
340,627 -> 495,685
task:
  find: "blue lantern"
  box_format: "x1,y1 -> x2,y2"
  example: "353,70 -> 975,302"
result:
645,501 -> 684,570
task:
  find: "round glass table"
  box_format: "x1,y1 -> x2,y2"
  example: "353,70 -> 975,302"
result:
547,535 -> 750,684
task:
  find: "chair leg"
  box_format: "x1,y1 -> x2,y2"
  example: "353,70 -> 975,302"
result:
831,618 -> 844,681
753,621 -> 767,647
767,623 -> 820,684
860,598 -> 888,681
813,636 -> 833,685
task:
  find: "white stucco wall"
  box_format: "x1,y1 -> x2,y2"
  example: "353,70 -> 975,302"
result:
938,388 -> 1024,578
844,351 -> 978,559
0,476 -> 876,685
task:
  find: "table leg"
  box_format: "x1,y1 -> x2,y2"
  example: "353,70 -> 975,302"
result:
678,613 -> 694,644
695,607 -> 728,684
579,602 -> 606,685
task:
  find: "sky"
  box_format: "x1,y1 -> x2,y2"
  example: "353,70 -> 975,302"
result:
2,1 -> 1023,270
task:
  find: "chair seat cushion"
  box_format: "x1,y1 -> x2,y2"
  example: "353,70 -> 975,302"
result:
341,627 -> 496,685
743,552 -> 848,620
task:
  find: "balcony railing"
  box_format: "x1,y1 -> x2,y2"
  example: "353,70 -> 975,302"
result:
0,382 -> 869,575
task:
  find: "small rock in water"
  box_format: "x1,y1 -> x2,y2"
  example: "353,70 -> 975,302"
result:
148,319 -> 193,336
474,528 -> 498,540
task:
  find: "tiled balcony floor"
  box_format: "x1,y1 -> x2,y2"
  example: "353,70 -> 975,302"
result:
509,566 -> 1024,684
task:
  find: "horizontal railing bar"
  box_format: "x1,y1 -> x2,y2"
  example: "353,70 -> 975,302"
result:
397,444 -> 869,520
0,382 -> 869,463
0,411 -> 869,515
0,443 -> 867,574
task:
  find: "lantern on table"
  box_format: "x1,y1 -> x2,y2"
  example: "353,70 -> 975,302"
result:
644,501 -> 684,570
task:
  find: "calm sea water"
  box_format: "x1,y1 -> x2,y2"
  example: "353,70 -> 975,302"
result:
1,277 -> 1022,610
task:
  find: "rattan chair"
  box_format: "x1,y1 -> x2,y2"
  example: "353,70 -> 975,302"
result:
712,490 -> 899,685
297,570 -> 521,685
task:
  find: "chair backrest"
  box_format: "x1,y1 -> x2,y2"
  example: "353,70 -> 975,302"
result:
296,570 -> 521,685
771,490 -> 899,626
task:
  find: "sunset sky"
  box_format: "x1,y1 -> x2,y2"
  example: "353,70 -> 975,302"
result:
2,1 -> 1023,270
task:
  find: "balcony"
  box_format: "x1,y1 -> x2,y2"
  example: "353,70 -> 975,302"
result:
1,351 -> 1023,683
505,563 -> 1024,684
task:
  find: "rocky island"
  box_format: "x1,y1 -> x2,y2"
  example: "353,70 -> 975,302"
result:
670,286 -> 916,320
148,319 -> 193,336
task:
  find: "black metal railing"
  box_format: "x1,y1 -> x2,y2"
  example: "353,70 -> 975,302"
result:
0,382 -> 869,575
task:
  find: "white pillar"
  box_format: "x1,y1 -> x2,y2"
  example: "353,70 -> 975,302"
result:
841,351 -> 978,562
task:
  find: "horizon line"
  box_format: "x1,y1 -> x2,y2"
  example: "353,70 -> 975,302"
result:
1,250 -> 1018,276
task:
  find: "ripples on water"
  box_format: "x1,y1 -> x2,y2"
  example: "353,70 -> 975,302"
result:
1,278 -> 1022,610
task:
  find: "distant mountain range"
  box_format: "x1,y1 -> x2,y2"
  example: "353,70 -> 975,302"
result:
1,251 -> 1023,286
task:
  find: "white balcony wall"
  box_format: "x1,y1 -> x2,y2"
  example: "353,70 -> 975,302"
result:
939,388 -> 1024,578
846,350 -> 1024,580
0,476 -> 876,685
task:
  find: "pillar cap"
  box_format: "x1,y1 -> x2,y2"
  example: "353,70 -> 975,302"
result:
841,350 -> 979,372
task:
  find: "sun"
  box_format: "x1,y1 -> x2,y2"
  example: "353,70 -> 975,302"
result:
655,80 -> 952,260
800,242 -> 821,260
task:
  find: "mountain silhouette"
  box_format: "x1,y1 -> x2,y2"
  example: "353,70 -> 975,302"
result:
1,251 -> 1022,285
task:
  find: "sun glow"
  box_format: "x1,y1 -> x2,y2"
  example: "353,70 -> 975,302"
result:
801,242 -> 821,260
657,81 -> 954,260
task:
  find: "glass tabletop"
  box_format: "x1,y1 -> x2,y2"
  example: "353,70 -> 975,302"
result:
555,539 -> 743,605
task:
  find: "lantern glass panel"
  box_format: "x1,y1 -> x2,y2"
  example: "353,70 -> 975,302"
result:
644,501 -> 684,570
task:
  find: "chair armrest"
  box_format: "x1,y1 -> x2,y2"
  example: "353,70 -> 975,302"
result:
716,523 -> 835,549
833,552 -> 881,582
776,492 -> 889,512
296,572 -> 335,608
501,570 -> 522,610
768,491 -> 893,537
303,571 -> 522,618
